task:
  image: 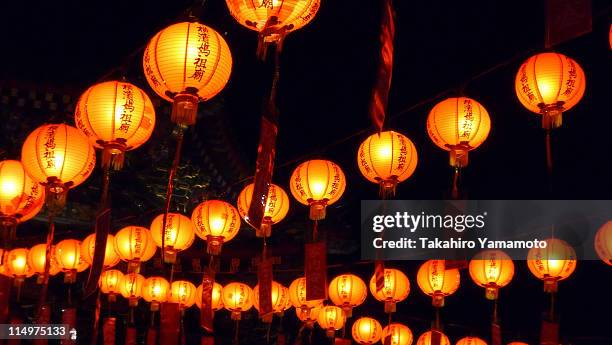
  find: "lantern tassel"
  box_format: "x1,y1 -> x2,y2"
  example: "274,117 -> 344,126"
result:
171,92 -> 199,126
545,129 -> 553,177
161,126 -> 186,263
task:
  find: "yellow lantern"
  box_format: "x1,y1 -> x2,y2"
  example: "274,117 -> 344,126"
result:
142,276 -> 170,311
456,336 -> 487,345
55,239 -> 89,283
595,221 -> 612,266
357,131 -> 418,197
290,159 -> 346,220
469,250 -> 514,300
317,305 -> 346,338
225,0 -> 320,38
6,248 -> 30,284
416,260 -> 460,307
426,97 -> 491,168
143,21 -> 232,126
21,124 -> 96,209
369,268 -> 410,313
381,323 -> 413,345
527,238 -> 576,293
222,282 -> 254,320
99,269 -> 124,302
81,233 -> 120,268
288,277 -> 324,319
253,281 -> 290,322
168,280 -> 197,309
416,330 -> 451,345
113,225 -> 157,273
328,273 -> 367,317
191,200 -> 241,255
27,243 -> 60,283
236,183 -> 290,237
515,52 -> 586,129
195,282 -> 224,311
74,81 -> 156,170
119,272 -> 145,307
150,213 -> 195,263
352,317 -> 383,345
0,160 -> 45,227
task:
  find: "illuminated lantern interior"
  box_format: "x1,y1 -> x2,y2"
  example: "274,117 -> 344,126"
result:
236,183 -> 290,237
381,323 -> 413,345
527,238 -> 576,293
142,276 -> 170,311
0,160 -> 45,227
113,225 -> 157,273
288,277 -> 324,320
469,250 -> 514,300
352,317 -> 383,345
168,280 -> 197,309
328,273 -> 367,317
99,269 -> 124,302
119,273 -> 145,307
81,233 -> 120,268
369,268 -> 410,313
150,213 -> 195,263
222,282 -> 254,320
316,305 -> 346,338
415,330 -> 451,345
416,260 -> 461,307
191,200 -> 241,255
55,239 -> 89,283
594,221 -> 612,266
195,282 -> 224,311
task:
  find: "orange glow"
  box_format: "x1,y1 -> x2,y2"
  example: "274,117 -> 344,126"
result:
0,160 -> 45,222
21,124 -> 96,189
351,317 -> 383,345
595,221 -> 612,266
381,323 -> 413,345
290,159 -> 346,220
6,248 -> 29,277
99,269 -> 124,295
169,280 -> 197,309
416,330 -> 451,345
456,336 -> 487,345
236,183 -> 290,229
507,342 -> 529,345
253,281 -> 290,314
369,268 -> 410,312
150,213 -> 195,259
295,304 -> 321,324
55,239 -> 89,272
469,250 -> 514,300
225,0 -> 320,34
416,260 -> 460,307
222,282 -> 254,320
119,273 -> 145,306
316,306 -> 346,338
142,276 -> 170,306
113,226 -> 157,264
288,277 -> 324,314
81,233 -> 120,268
195,282 -> 224,311
191,200 -> 241,254
527,238 -> 576,292
328,274 -> 367,316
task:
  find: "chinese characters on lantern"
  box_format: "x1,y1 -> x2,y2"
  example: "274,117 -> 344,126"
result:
192,26 -> 211,82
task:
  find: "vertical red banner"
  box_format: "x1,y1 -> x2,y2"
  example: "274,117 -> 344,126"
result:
334,339 -> 351,345
8,317 -> 23,345
0,275 -> 10,324
85,208 -> 111,296
277,334 -> 285,345
540,320 -> 559,345
200,269 -> 215,332
125,327 -> 137,345
430,330 -> 441,345
160,302 -> 180,345
103,317 -> 116,345
545,0 -> 592,47
374,260 -> 385,292
305,241 -> 327,301
201,336 -> 214,345
33,305 -> 50,345
491,322 -> 501,345
146,328 -> 157,345
258,257 -> 274,317
61,308 -> 76,345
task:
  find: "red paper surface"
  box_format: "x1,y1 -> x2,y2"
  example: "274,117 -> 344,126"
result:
103,318 -> 116,345
305,241 -> 327,301
374,260 -> 385,292
369,0 -> 395,131
431,330 -> 442,345
33,305 -> 50,345
160,302 -> 180,345
201,336 -> 214,345
146,328 -> 157,345
8,317 -> 23,345
540,320 -> 560,345
258,257 -> 274,317
61,308 -> 76,345
0,275 -> 10,324
125,327 -> 137,345
85,208 -> 111,296
200,269 -> 215,332
491,322 -> 502,345
334,339 -> 351,345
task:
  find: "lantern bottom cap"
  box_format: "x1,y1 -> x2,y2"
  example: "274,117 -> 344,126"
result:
171,92 -> 199,127
308,200 -> 328,220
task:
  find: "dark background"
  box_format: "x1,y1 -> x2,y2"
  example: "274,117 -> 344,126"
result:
0,0 -> 611,344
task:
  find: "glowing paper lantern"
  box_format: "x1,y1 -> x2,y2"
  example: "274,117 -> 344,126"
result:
469,250 -> 514,300
168,280 -> 197,309
357,131 -> 418,196
142,276 -> 170,311
288,277 -> 324,318
594,221 -> 612,266
150,213 -> 195,263
195,282 -> 224,311
236,183 -> 290,237
0,160 -> 45,226
253,281 -> 290,321
416,330 -> 451,345
515,52 -> 586,129
81,233 -> 120,268
328,273 -> 367,317
75,81 -> 156,170
99,269 -> 124,302
369,268 -> 410,313
527,238 -> 576,292
222,282 -> 254,320
191,200 -> 241,255
352,317 -> 383,345
6,248 -> 30,284
55,239 -> 89,283
27,243 -> 60,282
295,304 -> 320,327
456,336 -> 487,345
113,226 -> 157,273
143,22 -> 232,126
119,272 -> 145,307
290,159 -> 346,220
416,260 -> 460,307
317,305 -> 346,338
426,97 -> 491,168
381,323 -> 413,345
507,342 -> 529,345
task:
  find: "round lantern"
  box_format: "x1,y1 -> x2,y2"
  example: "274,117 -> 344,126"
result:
357,131 -> 418,197
236,183 -> 290,237
169,280 -> 197,309
114,225 -> 157,273
426,97 -> 491,168
150,213 -> 195,263
352,317 -> 383,345
527,238 -> 576,293
191,200 -> 240,255
27,243 -> 60,283
0,160 -> 45,228
416,330 -> 451,345
416,260 -> 461,308
143,21 -> 232,127
253,281 -> 290,322
456,336 -> 487,345
507,342 -> 529,345
74,81 -> 156,170
21,124 -> 96,210
594,221 -> 612,266
381,323 -> 413,345
225,0 -> 320,38
81,233 -> 120,268
515,52 -> 586,129
6,248 -> 30,285
369,268 -> 410,313
222,282 -> 254,320
317,305 -> 346,338
289,159 -> 346,220
328,273 -> 367,317
288,277 -> 324,319
142,276 -> 170,311
119,272 -> 145,307
99,269 -> 124,302
469,250 -> 514,300
55,239 -> 89,283
195,282 -> 224,311
296,304 -> 320,328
